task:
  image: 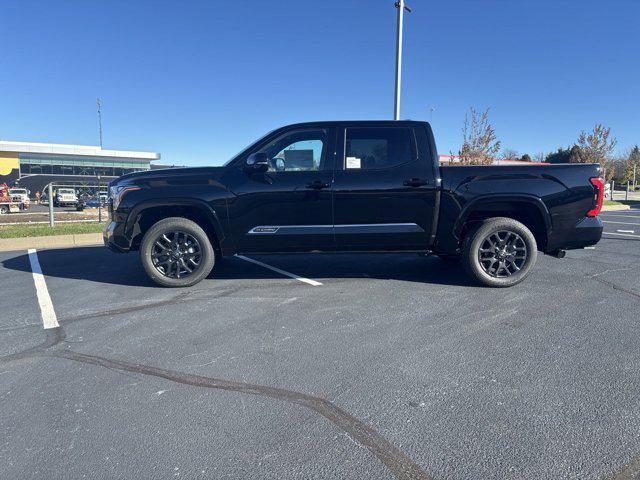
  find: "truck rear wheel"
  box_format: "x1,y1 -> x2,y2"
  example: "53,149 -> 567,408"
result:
462,217 -> 537,288
140,217 -> 215,287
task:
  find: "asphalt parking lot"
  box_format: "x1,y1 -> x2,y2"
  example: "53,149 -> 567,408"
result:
1,209 -> 639,480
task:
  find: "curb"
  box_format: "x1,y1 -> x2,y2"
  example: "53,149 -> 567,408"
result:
0,233 -> 103,252
601,204 -> 632,212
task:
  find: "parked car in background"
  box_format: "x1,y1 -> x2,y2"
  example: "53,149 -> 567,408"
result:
84,197 -> 102,208
98,191 -> 108,204
8,188 -> 30,210
105,120 -> 604,288
54,188 -> 78,207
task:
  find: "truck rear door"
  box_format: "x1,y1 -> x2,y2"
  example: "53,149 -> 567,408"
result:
331,123 -> 438,251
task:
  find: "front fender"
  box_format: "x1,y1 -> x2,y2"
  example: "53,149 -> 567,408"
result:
125,198 -> 227,246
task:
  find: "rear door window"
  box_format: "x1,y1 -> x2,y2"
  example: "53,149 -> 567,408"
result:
344,127 -> 416,170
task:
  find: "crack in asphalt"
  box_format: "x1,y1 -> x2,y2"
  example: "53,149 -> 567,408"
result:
564,257 -> 640,301
0,326 -> 430,480
0,327 -> 65,363
59,292 -> 193,324
591,276 -> 640,300
56,285 -> 281,325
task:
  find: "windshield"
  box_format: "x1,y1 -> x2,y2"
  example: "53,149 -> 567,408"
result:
223,128 -> 277,166
10,189 -> 27,194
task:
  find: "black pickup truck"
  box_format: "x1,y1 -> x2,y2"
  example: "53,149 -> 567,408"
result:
104,121 -> 604,287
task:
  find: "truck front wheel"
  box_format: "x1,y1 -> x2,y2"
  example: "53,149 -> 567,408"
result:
140,217 -> 215,287
462,217 -> 537,288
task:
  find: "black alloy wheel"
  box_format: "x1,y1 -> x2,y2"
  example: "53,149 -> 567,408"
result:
478,230 -> 527,278
151,231 -> 202,279
463,217 -> 537,288
140,217 -> 215,288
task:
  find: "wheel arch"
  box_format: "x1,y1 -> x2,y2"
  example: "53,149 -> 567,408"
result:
126,199 -> 226,252
454,195 -> 551,250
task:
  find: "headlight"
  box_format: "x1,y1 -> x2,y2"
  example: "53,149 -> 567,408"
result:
109,185 -> 140,210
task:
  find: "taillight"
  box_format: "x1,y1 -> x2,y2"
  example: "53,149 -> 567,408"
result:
587,176 -> 604,217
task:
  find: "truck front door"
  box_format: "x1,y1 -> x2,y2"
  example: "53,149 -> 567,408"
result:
331,124 -> 437,251
225,126 -> 336,253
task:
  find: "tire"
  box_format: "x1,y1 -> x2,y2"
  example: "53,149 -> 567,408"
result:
140,217 -> 215,288
462,217 -> 537,288
0,205 -> 8,214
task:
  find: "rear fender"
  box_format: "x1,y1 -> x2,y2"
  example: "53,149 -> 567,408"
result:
454,194 -> 552,241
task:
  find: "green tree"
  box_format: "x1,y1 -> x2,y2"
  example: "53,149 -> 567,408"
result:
617,146 -> 640,186
546,147 -> 572,164
520,154 -> 532,162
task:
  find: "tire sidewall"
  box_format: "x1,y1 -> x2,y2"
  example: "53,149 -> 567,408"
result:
140,217 -> 215,288
464,218 -> 538,288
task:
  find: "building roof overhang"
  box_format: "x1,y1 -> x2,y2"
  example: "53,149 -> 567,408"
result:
0,140 -> 160,160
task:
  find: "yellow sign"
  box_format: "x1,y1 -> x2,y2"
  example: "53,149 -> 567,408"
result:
0,152 -> 19,176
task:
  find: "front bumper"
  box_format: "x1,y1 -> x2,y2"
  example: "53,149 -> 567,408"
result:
103,220 -> 130,253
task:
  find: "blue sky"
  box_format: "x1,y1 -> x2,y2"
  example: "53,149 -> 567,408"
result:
1,0 -> 638,165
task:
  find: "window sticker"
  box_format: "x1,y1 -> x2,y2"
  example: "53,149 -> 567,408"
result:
346,156 -> 361,169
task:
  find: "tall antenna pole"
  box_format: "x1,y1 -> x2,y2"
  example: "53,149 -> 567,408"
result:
393,1 -> 411,120
97,98 -> 103,148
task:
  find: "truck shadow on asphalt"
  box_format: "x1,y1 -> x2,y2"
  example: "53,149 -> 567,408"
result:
1,246 -> 473,288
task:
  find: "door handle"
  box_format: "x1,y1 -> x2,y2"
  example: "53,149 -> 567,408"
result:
306,180 -> 331,190
403,178 -> 429,187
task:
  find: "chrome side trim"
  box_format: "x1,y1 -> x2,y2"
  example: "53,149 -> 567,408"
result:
247,223 -> 424,235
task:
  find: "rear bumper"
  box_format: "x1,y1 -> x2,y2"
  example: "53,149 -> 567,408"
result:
547,215 -> 603,251
103,220 -> 130,253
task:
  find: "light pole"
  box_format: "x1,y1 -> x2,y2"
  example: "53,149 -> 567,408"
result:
393,0 -> 412,120
48,183 -> 54,227
97,174 -> 102,223
97,98 -> 103,148
428,106 -> 435,122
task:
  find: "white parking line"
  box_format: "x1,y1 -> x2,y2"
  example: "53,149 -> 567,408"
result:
234,254 -> 323,286
617,230 -> 636,234
27,249 -> 59,329
603,232 -> 640,239
603,220 -> 640,226
600,214 -> 640,219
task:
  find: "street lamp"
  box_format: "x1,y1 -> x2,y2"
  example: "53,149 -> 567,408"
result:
394,0 -> 412,120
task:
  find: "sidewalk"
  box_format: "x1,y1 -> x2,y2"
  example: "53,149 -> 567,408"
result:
0,233 -> 102,252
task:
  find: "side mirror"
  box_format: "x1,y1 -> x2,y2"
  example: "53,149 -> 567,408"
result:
245,152 -> 269,173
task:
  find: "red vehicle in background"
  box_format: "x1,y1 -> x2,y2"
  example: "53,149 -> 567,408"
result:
0,183 -> 27,214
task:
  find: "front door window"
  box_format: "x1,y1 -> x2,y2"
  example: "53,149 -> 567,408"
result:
254,129 -> 328,172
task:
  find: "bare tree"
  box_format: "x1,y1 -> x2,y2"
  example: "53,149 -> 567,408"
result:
533,152 -> 545,163
573,124 -> 617,181
457,108 -> 501,165
500,148 -> 519,160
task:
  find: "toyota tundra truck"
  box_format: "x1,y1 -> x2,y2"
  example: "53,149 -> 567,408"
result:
104,121 -> 604,287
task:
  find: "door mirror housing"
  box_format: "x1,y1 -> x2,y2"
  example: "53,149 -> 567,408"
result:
245,152 -> 269,173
